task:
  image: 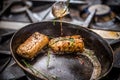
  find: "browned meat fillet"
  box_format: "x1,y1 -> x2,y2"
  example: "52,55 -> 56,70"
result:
49,35 -> 84,54
17,32 -> 49,59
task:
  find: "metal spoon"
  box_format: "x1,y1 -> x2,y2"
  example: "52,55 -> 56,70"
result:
34,0 -> 87,21
39,0 -> 70,21
52,0 -> 70,18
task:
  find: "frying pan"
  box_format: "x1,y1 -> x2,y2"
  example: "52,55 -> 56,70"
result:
10,20 -> 113,80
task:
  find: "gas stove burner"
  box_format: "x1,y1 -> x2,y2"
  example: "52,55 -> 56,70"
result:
79,4 -> 120,31
81,4 -> 116,23
88,4 -> 110,16
89,4 -> 116,22
10,1 -> 32,13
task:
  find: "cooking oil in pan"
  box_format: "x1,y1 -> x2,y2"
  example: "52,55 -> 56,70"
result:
81,49 -> 101,80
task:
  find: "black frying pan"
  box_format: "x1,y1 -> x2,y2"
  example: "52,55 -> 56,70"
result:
10,21 -> 113,80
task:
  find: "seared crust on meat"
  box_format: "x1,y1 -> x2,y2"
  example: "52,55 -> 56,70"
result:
49,35 -> 84,54
16,32 -> 49,59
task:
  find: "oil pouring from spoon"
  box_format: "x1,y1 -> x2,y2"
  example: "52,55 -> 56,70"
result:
52,0 -> 70,36
47,0 -> 70,68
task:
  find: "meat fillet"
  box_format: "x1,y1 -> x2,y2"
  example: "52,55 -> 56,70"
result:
17,32 -> 49,59
49,35 -> 84,54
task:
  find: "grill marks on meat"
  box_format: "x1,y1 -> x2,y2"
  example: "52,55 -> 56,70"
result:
49,35 -> 84,54
16,32 -> 49,59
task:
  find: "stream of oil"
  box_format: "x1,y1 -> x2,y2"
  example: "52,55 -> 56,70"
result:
60,17 -> 63,36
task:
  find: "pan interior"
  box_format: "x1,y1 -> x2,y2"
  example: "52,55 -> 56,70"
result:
11,21 -> 113,80
27,53 -> 93,80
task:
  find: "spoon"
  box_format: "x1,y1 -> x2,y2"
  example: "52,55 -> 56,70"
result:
35,0 -> 88,21
52,0 -> 70,18
38,0 -> 70,21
